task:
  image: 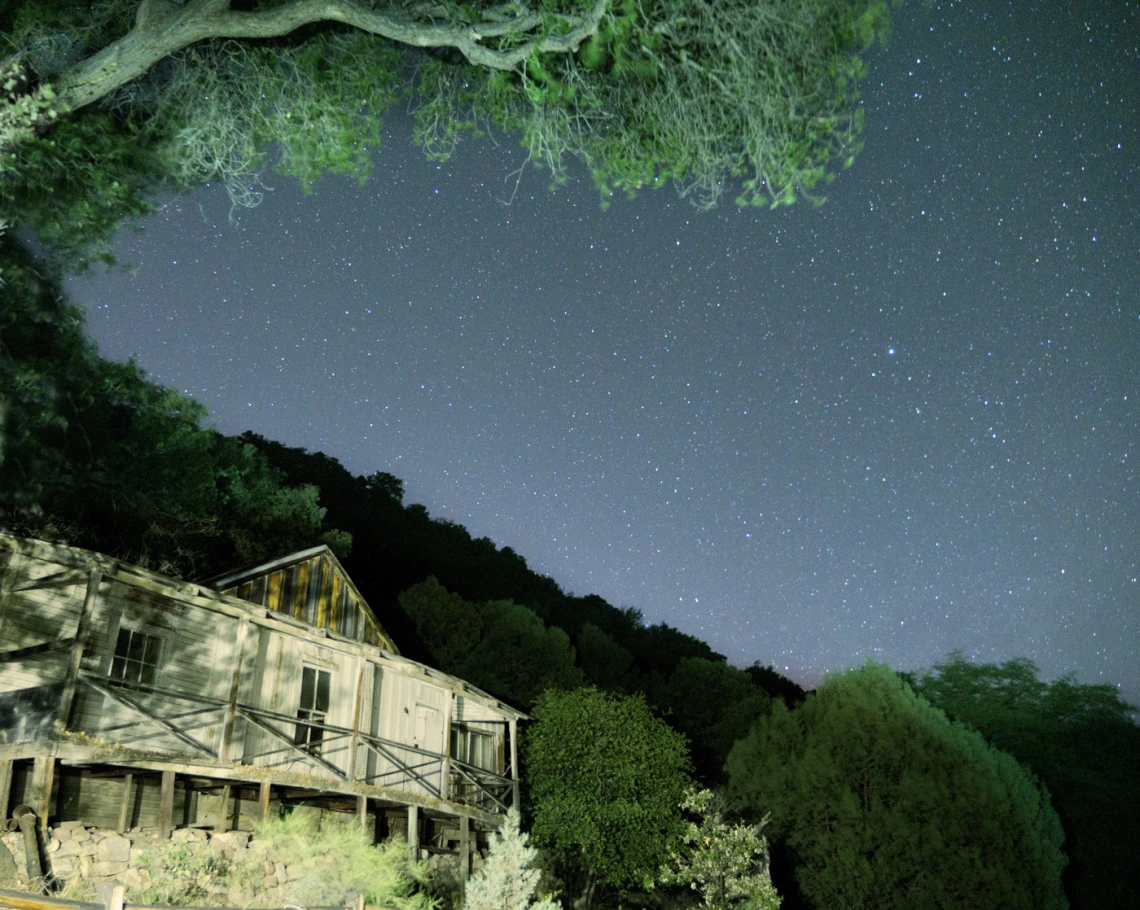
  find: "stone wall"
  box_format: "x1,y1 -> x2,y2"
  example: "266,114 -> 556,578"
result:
0,823 -> 474,908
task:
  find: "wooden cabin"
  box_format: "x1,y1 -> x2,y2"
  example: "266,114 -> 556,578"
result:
0,533 -> 523,860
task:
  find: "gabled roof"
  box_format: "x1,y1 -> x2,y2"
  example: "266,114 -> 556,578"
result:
205,545 -> 398,654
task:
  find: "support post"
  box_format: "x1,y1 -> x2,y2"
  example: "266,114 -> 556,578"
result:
407,804 -> 419,862
30,755 -> 55,829
258,781 -> 271,823
116,772 -> 134,834
459,815 -> 470,888
159,770 -> 175,839
96,882 -> 126,910
58,568 -> 103,728
219,617 -> 250,761
357,795 -> 368,831
349,657 -> 364,782
218,783 -> 232,832
0,759 -> 12,824
440,693 -> 453,802
508,717 -> 520,811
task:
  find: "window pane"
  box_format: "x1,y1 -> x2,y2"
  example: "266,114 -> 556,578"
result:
300,666 -> 315,710
315,670 -> 331,713
143,635 -> 160,665
127,631 -> 146,662
115,628 -> 131,657
110,656 -> 126,680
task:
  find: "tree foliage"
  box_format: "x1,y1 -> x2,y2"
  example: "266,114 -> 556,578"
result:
662,789 -> 781,910
398,576 -> 583,708
523,687 -> 692,900
0,238 -> 348,574
726,661 -> 1068,910
1,0 -> 897,268
909,653 -> 1140,910
463,807 -> 558,910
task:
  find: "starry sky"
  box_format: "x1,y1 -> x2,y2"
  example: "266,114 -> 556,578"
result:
66,1 -> 1139,700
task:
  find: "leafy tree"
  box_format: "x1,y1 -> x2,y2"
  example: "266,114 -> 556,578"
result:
658,658 -> 771,782
909,653 -> 1140,910
662,789 -> 781,910
726,661 -> 1068,910
464,807 -> 558,910
2,0 -> 898,266
398,578 -> 582,708
744,663 -> 807,706
575,622 -> 634,689
523,687 -> 693,905
0,238 -> 347,575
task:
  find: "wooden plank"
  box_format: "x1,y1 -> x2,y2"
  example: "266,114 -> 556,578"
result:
407,804 -> 419,862
95,882 -> 124,910
440,693 -> 453,802
0,889 -> 101,910
0,759 -> 12,821
9,568 -> 87,594
0,550 -> 25,644
218,617 -> 251,762
357,794 -> 367,831
0,637 -> 76,661
116,772 -> 134,834
508,718 -> 520,811
158,770 -> 175,839
218,783 -> 231,832
349,657 -> 364,782
31,755 -> 55,827
58,569 -> 103,727
459,815 -> 470,883
258,780 -> 271,823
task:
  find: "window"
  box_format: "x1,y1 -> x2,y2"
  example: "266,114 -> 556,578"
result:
109,628 -> 161,685
294,666 -> 331,754
451,725 -> 495,770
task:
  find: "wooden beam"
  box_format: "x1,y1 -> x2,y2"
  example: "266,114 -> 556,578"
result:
218,617 -> 251,762
159,770 -> 175,839
357,794 -> 368,831
0,550 -> 25,650
116,772 -> 134,834
96,882 -> 125,910
0,759 -> 12,823
407,804 -> 419,862
0,637 -> 76,662
31,755 -> 55,827
349,656 -> 364,782
440,692 -> 453,802
459,814 -> 470,883
508,717 -> 520,811
258,780 -> 271,823
218,783 -> 232,832
58,568 -> 103,728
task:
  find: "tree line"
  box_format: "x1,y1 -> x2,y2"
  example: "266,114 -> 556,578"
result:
3,250 -> 1138,908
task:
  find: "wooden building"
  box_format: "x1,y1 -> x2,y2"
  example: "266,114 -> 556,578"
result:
0,533 -> 523,862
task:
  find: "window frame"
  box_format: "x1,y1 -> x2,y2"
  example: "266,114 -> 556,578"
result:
108,626 -> 165,687
294,664 -> 332,755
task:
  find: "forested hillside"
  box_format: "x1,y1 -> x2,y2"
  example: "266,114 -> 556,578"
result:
3,245 -> 1137,908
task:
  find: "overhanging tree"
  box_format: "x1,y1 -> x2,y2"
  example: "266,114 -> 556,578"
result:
2,0 -> 897,265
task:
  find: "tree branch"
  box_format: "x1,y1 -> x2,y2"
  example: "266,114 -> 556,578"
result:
54,0 -> 608,114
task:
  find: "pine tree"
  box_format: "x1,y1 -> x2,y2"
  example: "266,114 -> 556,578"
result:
464,808 -> 558,910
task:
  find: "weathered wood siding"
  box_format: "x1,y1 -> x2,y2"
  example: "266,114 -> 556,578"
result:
219,550 -> 395,651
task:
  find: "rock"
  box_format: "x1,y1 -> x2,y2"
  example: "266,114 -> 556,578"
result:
93,859 -> 129,876
170,828 -> 207,843
210,830 -> 251,851
50,856 -> 79,879
53,828 -> 72,842
96,834 -> 131,863
0,841 -> 17,883
55,840 -> 82,858
72,828 -> 92,843
46,838 -> 61,854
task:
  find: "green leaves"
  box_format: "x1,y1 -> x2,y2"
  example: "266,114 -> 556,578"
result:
524,688 -> 693,894
726,662 -> 1069,910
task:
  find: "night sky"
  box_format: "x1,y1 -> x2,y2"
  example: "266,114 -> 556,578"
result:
66,1 -> 1139,700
